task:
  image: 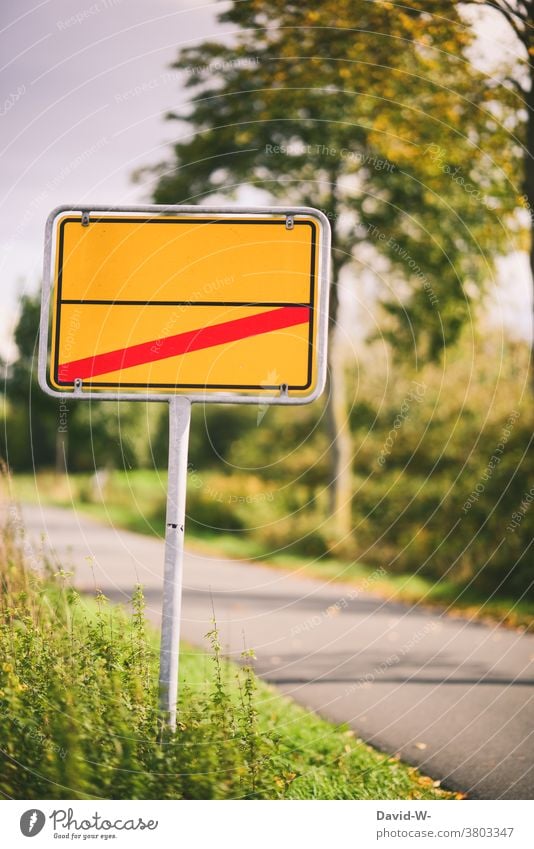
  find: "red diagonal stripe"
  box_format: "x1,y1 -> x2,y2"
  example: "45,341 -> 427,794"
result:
57,305 -> 310,382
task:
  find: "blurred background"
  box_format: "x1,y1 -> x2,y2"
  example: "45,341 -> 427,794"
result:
2,0 -> 533,622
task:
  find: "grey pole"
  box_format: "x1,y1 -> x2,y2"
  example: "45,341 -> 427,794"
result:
158,396 -> 192,730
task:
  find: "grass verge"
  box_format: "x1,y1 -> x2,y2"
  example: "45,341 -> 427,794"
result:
11,469 -> 534,632
0,504 -> 454,800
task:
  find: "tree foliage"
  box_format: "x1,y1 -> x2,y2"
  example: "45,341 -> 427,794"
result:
3,295 -> 152,472
463,1 -> 534,380
4,295 -> 61,469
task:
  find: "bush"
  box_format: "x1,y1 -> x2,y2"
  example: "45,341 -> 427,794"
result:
0,518 -> 276,799
0,508 -> 448,800
350,402 -> 534,599
186,483 -> 247,533
257,512 -> 331,558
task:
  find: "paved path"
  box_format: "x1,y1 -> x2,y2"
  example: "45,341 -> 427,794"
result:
19,502 -> 534,799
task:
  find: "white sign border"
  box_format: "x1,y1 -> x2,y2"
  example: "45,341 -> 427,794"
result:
38,204 -> 331,405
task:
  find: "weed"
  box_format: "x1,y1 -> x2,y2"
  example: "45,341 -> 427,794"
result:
0,508 -> 452,800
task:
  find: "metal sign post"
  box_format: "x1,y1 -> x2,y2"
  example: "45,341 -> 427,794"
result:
159,397 -> 191,729
38,204 -> 330,730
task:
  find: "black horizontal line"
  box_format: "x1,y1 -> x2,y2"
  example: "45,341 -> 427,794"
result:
62,217 -> 313,227
59,299 -> 311,307
58,381 -> 312,390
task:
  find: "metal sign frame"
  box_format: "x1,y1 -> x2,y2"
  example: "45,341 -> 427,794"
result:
38,204 -> 330,406
38,204 -> 331,730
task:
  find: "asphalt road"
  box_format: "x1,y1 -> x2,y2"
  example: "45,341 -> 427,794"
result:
19,502 -> 534,800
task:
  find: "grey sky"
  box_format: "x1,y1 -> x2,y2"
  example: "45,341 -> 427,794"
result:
0,0 -> 224,356
0,0 -> 531,359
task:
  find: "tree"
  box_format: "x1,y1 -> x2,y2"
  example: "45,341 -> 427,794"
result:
461,1 -> 533,374
4,294 -> 150,473
4,294 -> 65,471
147,0 -> 519,537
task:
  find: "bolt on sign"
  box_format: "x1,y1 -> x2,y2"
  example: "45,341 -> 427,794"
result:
39,205 -> 331,729
40,206 -> 329,402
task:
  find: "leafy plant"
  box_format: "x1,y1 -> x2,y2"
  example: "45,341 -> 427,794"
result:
0,508 -> 451,800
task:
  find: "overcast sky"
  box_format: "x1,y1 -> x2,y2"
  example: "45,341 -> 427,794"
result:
0,0 -> 531,360
0,0 -> 225,357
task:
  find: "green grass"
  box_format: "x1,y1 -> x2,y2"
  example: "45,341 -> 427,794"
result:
11,469 -> 534,632
0,508 -> 454,800
186,534 -> 534,631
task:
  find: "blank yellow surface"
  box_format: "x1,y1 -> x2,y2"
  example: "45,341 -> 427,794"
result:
51,304 -> 313,392
57,216 -> 316,303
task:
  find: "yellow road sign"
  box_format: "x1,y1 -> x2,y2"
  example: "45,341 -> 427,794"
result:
40,207 -> 330,403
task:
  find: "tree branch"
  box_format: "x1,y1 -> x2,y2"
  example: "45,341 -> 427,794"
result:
461,0 -> 528,44
503,74 -> 529,94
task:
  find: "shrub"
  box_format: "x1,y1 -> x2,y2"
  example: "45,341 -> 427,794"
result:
0,508 -> 448,800
0,520 -> 275,799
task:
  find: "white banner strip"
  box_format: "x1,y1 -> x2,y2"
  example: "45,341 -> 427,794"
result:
3,799 -> 533,848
